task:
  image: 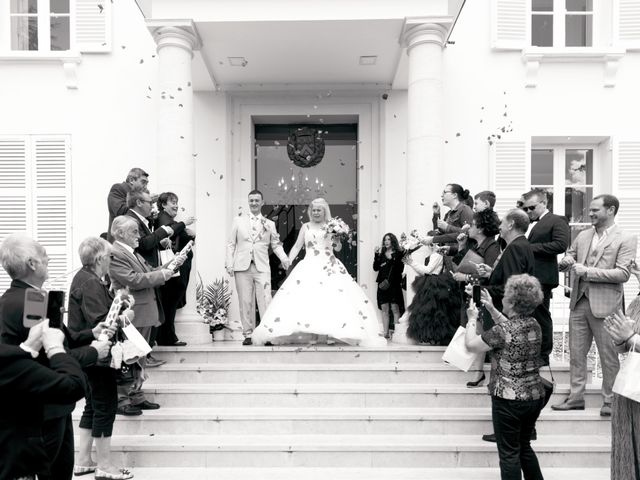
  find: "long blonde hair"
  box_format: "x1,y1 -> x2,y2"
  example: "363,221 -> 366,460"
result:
307,198 -> 332,223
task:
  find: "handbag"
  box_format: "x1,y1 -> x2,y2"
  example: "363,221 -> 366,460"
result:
442,326 -> 483,372
540,365 -> 555,408
455,249 -> 484,275
378,261 -> 393,291
613,337 -> 640,402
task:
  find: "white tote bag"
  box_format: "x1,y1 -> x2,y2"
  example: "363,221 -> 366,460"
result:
612,338 -> 640,402
159,248 -> 180,277
121,321 -> 152,357
442,326 -> 483,372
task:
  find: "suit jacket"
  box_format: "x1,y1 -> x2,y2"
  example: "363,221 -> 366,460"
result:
109,241 -> 166,328
486,235 -> 536,313
528,212 -> 570,288
226,214 -> 287,273
127,209 -> 170,268
107,182 -> 131,242
0,345 -> 86,480
563,225 -> 637,318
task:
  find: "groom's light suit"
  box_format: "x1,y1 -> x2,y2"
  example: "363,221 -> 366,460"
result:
226,213 -> 288,337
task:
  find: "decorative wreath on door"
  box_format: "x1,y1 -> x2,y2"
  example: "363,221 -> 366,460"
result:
287,127 -> 325,168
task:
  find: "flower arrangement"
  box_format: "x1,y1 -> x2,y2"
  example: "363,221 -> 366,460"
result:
196,274 -> 232,335
399,230 -> 425,255
323,217 -> 350,239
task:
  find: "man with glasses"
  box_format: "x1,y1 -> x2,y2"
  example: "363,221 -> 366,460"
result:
107,167 -> 150,242
522,189 -> 570,365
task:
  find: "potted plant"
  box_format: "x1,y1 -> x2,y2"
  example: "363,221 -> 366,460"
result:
196,274 -> 231,341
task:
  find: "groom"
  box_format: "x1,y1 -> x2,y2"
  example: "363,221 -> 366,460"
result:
226,190 -> 290,345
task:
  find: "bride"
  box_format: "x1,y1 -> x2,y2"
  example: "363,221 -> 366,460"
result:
252,198 -> 386,347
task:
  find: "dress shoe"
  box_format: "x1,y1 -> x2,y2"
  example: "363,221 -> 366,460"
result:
466,373 -> 486,388
551,400 -> 585,411
243,337 -> 253,346
116,405 -> 142,416
264,342 -> 273,347
173,340 -> 187,347
482,433 -> 496,443
145,355 -> 166,368
600,403 -> 612,417
136,400 -> 160,410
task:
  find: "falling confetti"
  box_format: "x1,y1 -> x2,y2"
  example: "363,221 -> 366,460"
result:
219,174 -> 224,180
178,104 -> 183,107
456,132 -> 461,137
241,178 -> 246,182
192,153 -> 198,157
139,59 -> 144,64
121,45 -> 126,49
180,136 -> 184,139
97,4 -> 104,13
206,192 -> 210,196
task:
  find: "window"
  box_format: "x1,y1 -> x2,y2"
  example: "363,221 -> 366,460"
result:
531,0 -> 593,47
10,0 -> 71,51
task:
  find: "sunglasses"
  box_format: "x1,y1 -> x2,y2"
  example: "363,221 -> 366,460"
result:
522,205 -> 539,212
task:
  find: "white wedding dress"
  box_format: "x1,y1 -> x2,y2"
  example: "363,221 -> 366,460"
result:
252,223 -> 386,347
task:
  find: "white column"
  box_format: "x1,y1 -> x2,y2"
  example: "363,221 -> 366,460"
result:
149,21 -> 202,320
394,22 -> 448,343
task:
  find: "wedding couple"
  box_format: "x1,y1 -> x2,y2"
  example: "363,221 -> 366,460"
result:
225,191 -> 385,347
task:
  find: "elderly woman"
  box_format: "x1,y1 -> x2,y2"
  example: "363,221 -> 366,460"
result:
604,262 -> 640,480
154,192 -> 196,347
465,274 -> 546,480
68,237 -> 132,480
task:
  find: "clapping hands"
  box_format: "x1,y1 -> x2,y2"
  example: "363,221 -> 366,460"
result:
475,262 -> 492,278
604,311 -> 635,344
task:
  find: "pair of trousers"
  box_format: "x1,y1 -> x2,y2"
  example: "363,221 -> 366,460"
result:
38,414 -> 74,480
157,277 -> 186,345
116,325 -> 153,407
234,263 -> 272,337
79,366 -> 117,437
534,285 -> 554,366
492,396 -> 545,480
568,296 -> 620,405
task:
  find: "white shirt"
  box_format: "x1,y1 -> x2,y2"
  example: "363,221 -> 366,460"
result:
591,223 -> 616,252
525,209 -> 548,238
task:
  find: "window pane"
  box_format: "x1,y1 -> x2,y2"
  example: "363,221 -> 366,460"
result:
532,0 -> 553,12
566,15 -> 593,47
531,149 -> 554,184
51,16 -> 70,51
566,0 -> 592,12
10,0 -> 37,14
532,15 -> 553,46
11,16 -> 38,50
565,186 -> 593,223
50,0 -> 70,14
565,149 -> 593,185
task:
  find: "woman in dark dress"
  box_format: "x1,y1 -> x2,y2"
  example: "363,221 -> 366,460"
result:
154,192 -> 196,346
373,233 -> 405,338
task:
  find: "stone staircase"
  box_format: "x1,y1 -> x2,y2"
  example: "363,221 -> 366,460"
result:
74,343 -> 611,479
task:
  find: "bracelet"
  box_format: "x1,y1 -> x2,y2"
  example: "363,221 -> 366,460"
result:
616,333 -> 637,347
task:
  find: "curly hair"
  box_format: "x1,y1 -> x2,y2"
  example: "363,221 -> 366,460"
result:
473,209 -> 500,237
380,233 -> 401,252
504,274 -> 543,316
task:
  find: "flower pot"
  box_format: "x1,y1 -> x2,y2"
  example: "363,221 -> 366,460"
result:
212,329 -> 226,341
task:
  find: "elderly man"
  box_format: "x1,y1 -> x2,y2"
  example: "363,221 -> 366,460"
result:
0,233 -> 110,480
108,215 -> 179,415
552,194 -> 637,417
107,167 -> 149,242
522,189 -> 570,365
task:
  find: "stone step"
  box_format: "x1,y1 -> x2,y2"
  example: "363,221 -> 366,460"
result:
87,434 -> 610,468
72,407 -> 611,436
120,383 -> 604,408
144,362 -> 577,384
110,467 -> 611,480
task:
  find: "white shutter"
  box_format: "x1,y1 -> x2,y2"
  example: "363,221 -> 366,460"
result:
613,140 -> 640,309
73,0 -> 112,52
490,139 -> 531,218
615,0 -> 640,50
0,138 -> 29,295
492,0 -> 528,50
33,137 -> 72,291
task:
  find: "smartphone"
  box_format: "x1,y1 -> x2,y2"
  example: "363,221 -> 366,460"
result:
46,291 -> 65,329
472,285 -> 482,307
23,288 -> 47,328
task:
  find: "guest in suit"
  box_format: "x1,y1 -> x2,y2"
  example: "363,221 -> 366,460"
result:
225,190 -> 291,345
522,189 -> 570,366
68,237 -> 132,480
0,321 -> 87,480
154,192 -> 196,347
552,194 -> 637,417
108,216 -> 178,415
107,168 -> 149,242
0,233 -> 110,480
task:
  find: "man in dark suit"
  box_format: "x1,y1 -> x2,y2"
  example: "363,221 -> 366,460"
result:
0,233 -> 110,480
522,189 -> 570,365
107,167 -> 149,242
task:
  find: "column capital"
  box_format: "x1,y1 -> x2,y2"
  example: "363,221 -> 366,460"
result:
147,19 -> 202,57
400,17 -> 451,51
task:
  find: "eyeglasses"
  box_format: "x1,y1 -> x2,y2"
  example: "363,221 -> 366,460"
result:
522,204 -> 539,212
442,190 -> 453,195
141,199 -> 153,204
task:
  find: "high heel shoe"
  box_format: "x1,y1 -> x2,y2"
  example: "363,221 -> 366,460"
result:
466,373 -> 486,388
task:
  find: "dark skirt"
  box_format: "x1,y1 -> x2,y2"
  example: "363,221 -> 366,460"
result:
376,280 -> 405,313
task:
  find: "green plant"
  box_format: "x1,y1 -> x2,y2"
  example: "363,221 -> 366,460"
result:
196,273 -> 231,331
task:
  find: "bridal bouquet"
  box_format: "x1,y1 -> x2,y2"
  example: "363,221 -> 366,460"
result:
324,217 -> 350,239
196,274 -> 231,335
400,230 -> 426,255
